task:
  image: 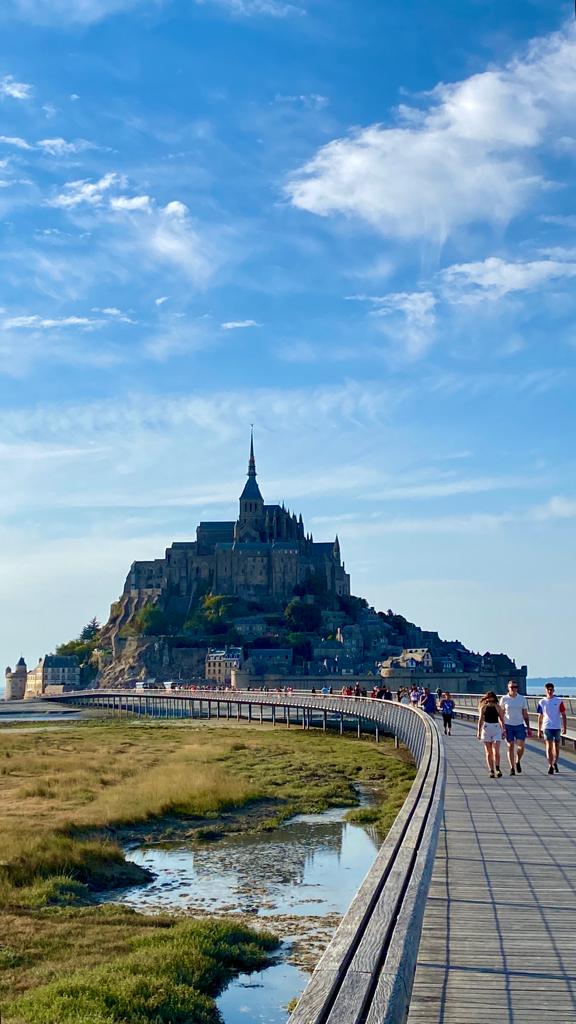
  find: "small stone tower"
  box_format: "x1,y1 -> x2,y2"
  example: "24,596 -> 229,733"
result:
4,657 -> 27,701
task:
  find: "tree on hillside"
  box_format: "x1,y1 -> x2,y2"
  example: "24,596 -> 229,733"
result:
79,617 -> 100,642
284,598 -> 322,633
131,603 -> 168,636
56,618 -> 102,684
337,594 -> 368,623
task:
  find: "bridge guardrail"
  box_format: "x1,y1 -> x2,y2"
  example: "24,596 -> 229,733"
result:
48,689 -> 445,1024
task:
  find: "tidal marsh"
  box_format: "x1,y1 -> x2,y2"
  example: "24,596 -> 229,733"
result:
0,716 -> 415,1022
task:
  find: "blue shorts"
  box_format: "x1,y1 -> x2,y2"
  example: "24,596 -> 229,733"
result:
505,723 -> 526,742
544,728 -> 561,741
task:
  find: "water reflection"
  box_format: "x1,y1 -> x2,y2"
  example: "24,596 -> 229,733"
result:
103,807 -> 380,918
99,805 -> 380,1023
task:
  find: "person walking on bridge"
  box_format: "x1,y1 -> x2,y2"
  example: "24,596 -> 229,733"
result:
419,687 -> 437,716
477,692 -> 505,778
537,682 -> 567,775
499,680 -> 530,776
440,692 -> 455,735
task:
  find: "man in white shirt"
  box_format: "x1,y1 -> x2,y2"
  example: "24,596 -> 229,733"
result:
537,682 -> 567,775
499,680 -> 530,776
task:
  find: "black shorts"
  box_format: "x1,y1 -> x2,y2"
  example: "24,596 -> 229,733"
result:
442,713 -> 453,726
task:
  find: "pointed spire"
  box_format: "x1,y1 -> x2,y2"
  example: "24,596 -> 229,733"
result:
239,427 -> 263,504
248,427 -> 256,477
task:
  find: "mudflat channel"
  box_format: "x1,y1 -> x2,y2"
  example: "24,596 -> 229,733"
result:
100,800 -> 381,1023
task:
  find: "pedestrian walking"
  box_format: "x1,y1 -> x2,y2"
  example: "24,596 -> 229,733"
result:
537,682 -> 567,775
440,692 -> 455,735
419,687 -> 437,716
477,691 -> 505,778
499,679 -> 530,776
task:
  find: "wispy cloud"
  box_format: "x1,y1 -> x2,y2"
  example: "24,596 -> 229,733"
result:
0,135 -> 32,150
110,194 -> 152,211
5,0 -> 150,24
0,134 -> 96,155
533,496 -> 576,521
441,256 -> 576,302
3,313 -> 107,330
221,319 -> 261,330
0,74 -> 33,100
197,0 -> 305,18
350,291 -> 436,358
48,172 -> 125,209
0,381 -> 384,441
286,26 -> 576,241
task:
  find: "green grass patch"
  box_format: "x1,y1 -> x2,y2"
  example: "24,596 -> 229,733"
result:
6,919 -> 278,1024
0,717 -> 415,1021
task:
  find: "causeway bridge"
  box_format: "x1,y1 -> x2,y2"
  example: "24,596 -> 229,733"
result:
46,688 -> 576,1023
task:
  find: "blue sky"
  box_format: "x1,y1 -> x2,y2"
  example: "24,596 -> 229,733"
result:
0,0 -> 575,676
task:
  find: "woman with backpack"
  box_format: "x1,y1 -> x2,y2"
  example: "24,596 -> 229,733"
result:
440,692 -> 455,735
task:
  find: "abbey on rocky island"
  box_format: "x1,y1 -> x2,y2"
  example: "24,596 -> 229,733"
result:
109,435 -> 350,635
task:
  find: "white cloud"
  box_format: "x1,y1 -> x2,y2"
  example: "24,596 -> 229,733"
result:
319,512 -> 513,537
542,215 -> 576,228
93,306 -> 136,323
110,194 -> 152,211
144,200 -> 215,284
0,135 -> 96,156
49,172 -> 125,209
274,93 -> 328,109
197,0 -> 305,17
37,137 -> 95,155
0,381 -> 383,442
3,314 -> 106,330
0,75 -> 33,100
441,256 -> 576,302
0,135 -> 32,150
351,291 -> 436,358
533,496 -> 576,521
5,0 -> 150,23
221,319 -> 261,330
286,26 -> 576,241
155,296 -> 169,306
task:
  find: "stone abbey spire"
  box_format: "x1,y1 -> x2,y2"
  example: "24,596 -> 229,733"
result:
237,430 -> 264,537
239,429 -> 263,504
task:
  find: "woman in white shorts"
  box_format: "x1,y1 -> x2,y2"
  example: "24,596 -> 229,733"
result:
477,691 -> 505,778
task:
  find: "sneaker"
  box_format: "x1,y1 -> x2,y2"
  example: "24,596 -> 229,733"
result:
515,760 -> 522,774
548,765 -> 554,775
554,762 -> 559,773
496,768 -> 502,778
509,767 -> 516,776
489,771 -> 495,778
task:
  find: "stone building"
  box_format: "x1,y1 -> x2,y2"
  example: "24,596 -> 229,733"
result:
4,657 -> 27,700
24,655 -> 80,698
205,646 -> 243,685
5,654 -> 81,699
105,435 -> 350,639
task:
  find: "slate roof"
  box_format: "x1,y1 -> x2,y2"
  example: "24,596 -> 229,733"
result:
240,476 -> 263,501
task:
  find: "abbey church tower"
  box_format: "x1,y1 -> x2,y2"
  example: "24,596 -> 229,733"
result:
235,432 -> 265,542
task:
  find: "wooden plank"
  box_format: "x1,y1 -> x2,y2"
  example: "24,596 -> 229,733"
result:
407,718 -> 576,1023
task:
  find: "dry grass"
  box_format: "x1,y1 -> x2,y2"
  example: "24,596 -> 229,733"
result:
0,716 -> 415,1022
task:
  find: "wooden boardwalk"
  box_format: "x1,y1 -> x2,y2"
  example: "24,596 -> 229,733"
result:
407,718 -> 576,1023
